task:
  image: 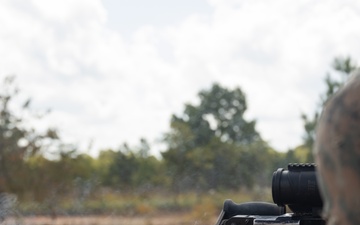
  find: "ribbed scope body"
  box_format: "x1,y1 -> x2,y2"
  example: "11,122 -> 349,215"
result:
272,163 -> 322,214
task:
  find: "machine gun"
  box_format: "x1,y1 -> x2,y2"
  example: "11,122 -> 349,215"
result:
215,163 -> 326,225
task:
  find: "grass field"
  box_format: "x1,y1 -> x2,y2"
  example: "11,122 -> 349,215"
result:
3,214 -> 218,225
3,189 -> 271,225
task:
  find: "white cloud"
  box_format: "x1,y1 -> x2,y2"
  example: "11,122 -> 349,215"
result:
159,0 -> 360,149
1,0 -> 360,156
30,0 -> 107,24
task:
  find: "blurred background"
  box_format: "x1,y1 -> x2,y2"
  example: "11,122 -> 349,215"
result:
0,0 -> 359,224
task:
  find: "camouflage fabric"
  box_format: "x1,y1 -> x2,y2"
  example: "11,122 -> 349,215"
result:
314,70 -> 360,225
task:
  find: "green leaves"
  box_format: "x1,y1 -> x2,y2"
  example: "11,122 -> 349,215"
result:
170,83 -> 260,148
162,83 -> 269,191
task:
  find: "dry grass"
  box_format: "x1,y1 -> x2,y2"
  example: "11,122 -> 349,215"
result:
4,189 -> 271,225
3,214 -> 218,225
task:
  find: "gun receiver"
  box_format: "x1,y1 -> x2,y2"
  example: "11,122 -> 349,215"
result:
215,163 -> 325,225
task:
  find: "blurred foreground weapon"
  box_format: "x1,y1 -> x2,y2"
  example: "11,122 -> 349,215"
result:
215,163 -> 325,225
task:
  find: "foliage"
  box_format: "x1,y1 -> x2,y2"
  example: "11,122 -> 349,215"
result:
96,141 -> 166,192
0,78 -> 292,204
0,76 -> 59,197
161,83 -> 278,193
0,77 -> 98,205
168,83 -> 261,147
301,56 -> 358,161
2,56 -> 356,215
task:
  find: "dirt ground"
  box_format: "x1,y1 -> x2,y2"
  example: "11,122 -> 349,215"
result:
2,214 -> 218,225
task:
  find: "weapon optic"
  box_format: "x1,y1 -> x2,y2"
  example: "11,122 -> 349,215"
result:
215,163 -> 325,225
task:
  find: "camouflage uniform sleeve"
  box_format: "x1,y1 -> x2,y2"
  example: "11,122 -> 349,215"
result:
314,70 -> 360,225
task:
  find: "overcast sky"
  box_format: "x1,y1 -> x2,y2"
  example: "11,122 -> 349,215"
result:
1,0 -> 360,157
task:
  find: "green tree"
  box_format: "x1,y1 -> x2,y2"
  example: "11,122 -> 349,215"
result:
177,83 -> 260,146
104,146 -> 138,189
0,76 -> 59,197
131,139 -> 166,190
94,149 -> 118,187
97,140 -> 165,191
301,56 -> 358,161
162,83 -> 268,192
25,150 -> 97,217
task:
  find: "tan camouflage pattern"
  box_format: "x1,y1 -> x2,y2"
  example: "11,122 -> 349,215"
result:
314,70 -> 360,225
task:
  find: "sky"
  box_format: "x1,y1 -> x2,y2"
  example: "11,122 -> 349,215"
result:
1,0 -> 360,157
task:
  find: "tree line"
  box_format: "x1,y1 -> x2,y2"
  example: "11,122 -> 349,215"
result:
0,57 -> 357,203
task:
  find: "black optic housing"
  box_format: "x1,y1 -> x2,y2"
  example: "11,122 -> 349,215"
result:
272,163 -> 323,215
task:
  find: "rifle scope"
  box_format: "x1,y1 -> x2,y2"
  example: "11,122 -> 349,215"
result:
272,163 -> 323,214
